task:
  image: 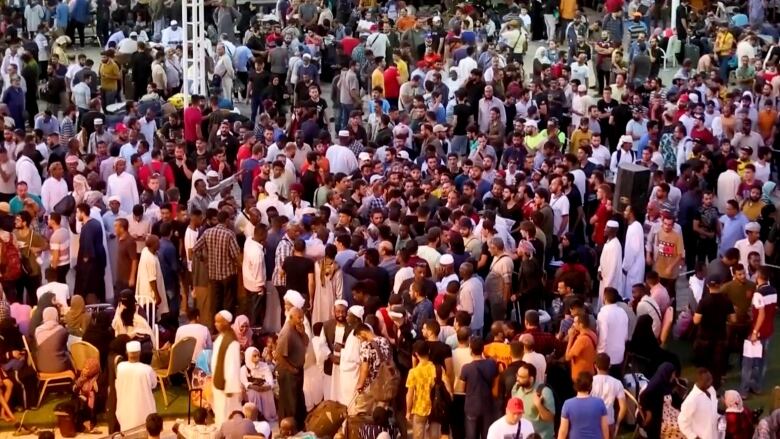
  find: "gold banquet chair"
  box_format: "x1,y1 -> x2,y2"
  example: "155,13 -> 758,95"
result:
22,336 -> 75,408
155,336 -> 196,407
70,341 -> 100,371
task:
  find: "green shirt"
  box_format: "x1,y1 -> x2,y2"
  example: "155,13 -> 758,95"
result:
9,194 -> 42,215
512,384 -> 556,439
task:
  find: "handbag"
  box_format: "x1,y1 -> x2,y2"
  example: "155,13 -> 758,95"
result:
20,232 -> 34,276
52,193 -> 76,217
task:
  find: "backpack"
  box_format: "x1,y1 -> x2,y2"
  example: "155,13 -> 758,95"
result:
428,365 -> 451,423
0,233 -> 22,282
370,341 -> 400,402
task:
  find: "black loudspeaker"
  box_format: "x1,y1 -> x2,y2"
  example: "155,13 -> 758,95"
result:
613,163 -> 652,223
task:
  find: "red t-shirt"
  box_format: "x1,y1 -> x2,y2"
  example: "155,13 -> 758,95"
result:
383,67 -> 401,98
183,106 -> 202,142
341,37 -> 359,57
592,201 -> 610,245
236,144 -> 252,170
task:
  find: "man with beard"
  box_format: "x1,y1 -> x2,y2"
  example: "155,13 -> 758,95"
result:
322,300 -> 349,402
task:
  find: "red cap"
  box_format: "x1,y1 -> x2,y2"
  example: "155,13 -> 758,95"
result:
115,123 -> 128,133
506,398 -> 524,415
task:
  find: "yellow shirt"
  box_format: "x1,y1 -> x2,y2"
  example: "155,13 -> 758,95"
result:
570,129 -> 592,154
560,0 -> 577,19
714,32 -> 734,56
742,200 -> 765,221
396,58 -> 409,83
406,360 -> 436,416
371,68 -> 385,94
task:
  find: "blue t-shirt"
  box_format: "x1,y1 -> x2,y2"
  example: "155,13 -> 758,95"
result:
561,396 -> 607,439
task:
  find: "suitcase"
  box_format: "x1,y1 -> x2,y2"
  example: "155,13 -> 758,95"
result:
304,400 -> 347,438
345,414 -> 373,439
683,43 -> 700,66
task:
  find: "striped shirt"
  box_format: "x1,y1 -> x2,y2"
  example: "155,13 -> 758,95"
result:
192,224 -> 240,280
272,235 -> 294,286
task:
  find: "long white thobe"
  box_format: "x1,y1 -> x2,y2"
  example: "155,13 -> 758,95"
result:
338,330 -> 360,406
312,334 -> 332,402
115,361 -> 157,431
301,315 -> 323,411
137,247 -> 170,316
598,237 -> 624,309
622,221 -> 645,299
107,172 -> 140,213
327,324 -> 346,402
210,335 -> 242,427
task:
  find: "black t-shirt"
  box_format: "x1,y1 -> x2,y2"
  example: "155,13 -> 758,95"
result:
168,158 -> 195,201
597,99 -> 616,121
695,292 -> 734,340
459,358 -> 499,415
282,255 -> 315,301
303,98 -> 329,128
453,103 -> 471,135
427,340 -> 452,368
248,69 -> 270,96
676,5 -> 689,36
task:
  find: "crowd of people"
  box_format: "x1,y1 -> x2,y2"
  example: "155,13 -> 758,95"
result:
0,0 -> 777,437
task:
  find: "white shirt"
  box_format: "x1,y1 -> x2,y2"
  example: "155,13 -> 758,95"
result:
570,62 -> 590,87
36,282 -> 70,313
522,351 -> 546,383
325,144 -> 358,175
0,158 -> 14,194
40,176 -> 68,214
591,374 -> 625,425
394,266 -> 414,295
242,239 -> 266,292
161,26 -> 183,48
107,172 -> 140,213
138,117 -> 157,146
71,81 -> 91,109
15,155 -> 41,195
184,226 -> 199,271
175,322 -> 213,362
550,193 -> 570,234
115,361 -> 158,431
590,144 -> 611,168
734,237 -> 765,271
678,385 -> 719,439
610,148 -> 636,175
136,247 -> 169,316
486,416 -> 534,439
597,303 -> 629,365
636,295 -> 662,337
716,169 -> 741,213
457,56 -> 478,86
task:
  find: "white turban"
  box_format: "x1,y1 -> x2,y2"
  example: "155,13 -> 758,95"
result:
217,310 -> 233,323
348,305 -> 365,320
284,290 -> 306,309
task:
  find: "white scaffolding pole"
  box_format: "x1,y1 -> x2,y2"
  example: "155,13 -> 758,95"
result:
182,0 -> 207,105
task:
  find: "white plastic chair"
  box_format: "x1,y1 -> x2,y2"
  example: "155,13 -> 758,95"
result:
135,295 -> 159,350
664,35 -> 680,69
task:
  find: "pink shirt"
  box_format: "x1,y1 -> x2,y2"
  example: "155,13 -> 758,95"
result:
650,283 -> 671,315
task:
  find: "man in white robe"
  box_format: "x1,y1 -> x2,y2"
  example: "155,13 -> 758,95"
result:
136,235 -> 170,316
115,341 -> 157,431
622,207 -> 645,300
211,310 -> 242,426
323,300 -> 349,402
338,305 -> 364,406
598,221 -> 624,311
106,158 -> 140,213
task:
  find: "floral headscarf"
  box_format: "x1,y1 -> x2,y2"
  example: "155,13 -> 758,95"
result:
75,358 -> 100,409
232,315 -> 252,349
724,390 -> 744,413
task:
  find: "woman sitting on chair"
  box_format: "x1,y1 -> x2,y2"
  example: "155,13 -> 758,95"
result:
111,290 -> 154,364
34,307 -> 72,373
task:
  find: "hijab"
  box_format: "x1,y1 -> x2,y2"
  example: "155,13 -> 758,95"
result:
244,346 -> 261,374
29,292 -> 56,336
533,46 -> 550,64
642,362 -> 677,408
75,358 -> 100,409
232,315 -> 252,349
63,295 -> 87,332
73,174 -> 90,204
34,307 -> 62,345
319,255 -> 338,286
630,314 -> 660,350
762,181 -> 777,205
724,390 -> 744,413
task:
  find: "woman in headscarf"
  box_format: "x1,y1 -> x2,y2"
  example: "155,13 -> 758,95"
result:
724,390 -> 753,439
239,346 -> 277,422
72,174 -> 90,205
627,314 -> 680,375
754,409 -> 780,439
638,362 -> 678,439
34,307 -> 71,373
311,244 -> 343,325
111,290 -> 153,339
28,292 -> 58,337
232,315 -> 253,351
82,309 -> 115,369
63,295 -> 91,337
760,181 -> 778,242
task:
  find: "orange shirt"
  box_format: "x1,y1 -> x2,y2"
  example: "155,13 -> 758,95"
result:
396,16 -> 416,32
568,330 -> 597,381
483,341 -> 512,369
757,109 -> 777,140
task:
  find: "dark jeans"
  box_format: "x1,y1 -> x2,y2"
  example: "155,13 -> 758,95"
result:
464,413 -> 491,439
694,338 -> 728,388
67,20 -> 86,47
275,285 -> 287,325
17,273 -> 41,306
696,237 -> 717,265
451,395 -> 466,439
55,264 -> 70,284
338,103 -> 354,131
246,289 -> 266,327
211,276 -> 237,315
250,95 -> 263,125
277,368 -> 306,429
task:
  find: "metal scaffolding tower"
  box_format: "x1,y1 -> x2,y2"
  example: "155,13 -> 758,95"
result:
181,0 -> 207,105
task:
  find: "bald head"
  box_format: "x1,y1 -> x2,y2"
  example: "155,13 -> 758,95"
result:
146,235 -> 160,252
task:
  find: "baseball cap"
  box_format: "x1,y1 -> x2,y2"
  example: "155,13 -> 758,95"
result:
506,398 -> 524,415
